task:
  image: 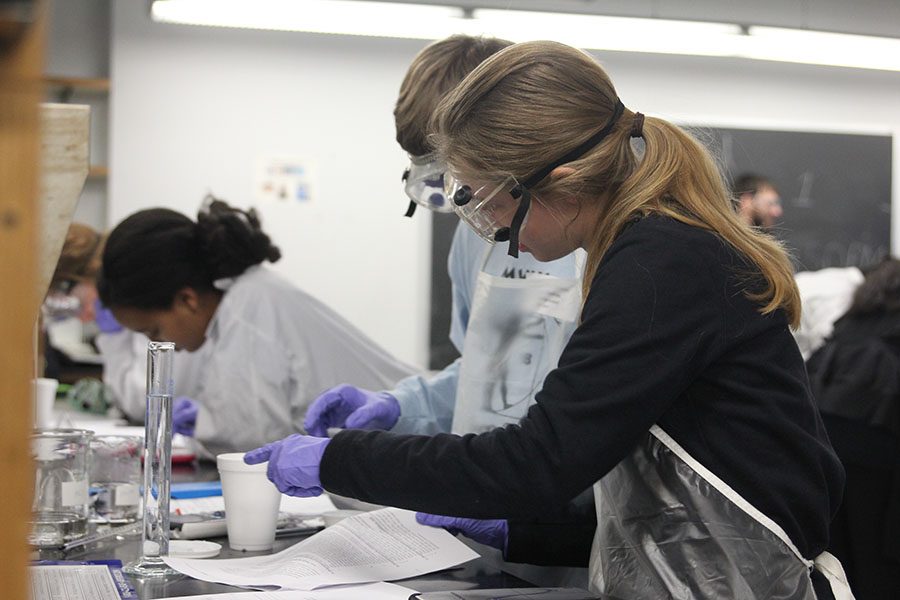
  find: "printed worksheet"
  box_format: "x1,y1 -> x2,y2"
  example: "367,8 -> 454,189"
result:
30,563 -> 136,600
157,581 -> 414,600
163,508 -> 479,590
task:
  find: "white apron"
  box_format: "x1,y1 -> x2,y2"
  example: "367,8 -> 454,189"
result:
451,246 -> 584,435
590,424 -> 854,600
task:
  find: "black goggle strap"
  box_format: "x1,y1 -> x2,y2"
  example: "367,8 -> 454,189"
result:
506,185 -> 531,258
402,168 -> 417,217
495,99 -> 624,256
494,184 -> 531,258
521,99 -> 625,190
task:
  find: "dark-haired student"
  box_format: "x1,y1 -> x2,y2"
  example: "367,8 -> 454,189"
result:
97,198 -> 416,455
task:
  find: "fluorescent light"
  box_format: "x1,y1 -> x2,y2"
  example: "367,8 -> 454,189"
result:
472,10 -> 745,58
151,0 -> 468,40
746,27 -> 900,71
150,0 -> 900,72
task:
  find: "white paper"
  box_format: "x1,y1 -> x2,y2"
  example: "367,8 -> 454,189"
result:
163,508 -> 479,590
29,565 -> 123,600
156,581 -> 414,600
171,493 -> 336,517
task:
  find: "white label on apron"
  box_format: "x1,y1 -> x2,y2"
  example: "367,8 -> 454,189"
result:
535,284 -> 582,322
61,479 -> 88,506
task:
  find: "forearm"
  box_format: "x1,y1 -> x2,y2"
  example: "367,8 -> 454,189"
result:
320,406 -> 602,520
96,331 -> 147,423
390,359 -> 460,434
506,489 -> 596,567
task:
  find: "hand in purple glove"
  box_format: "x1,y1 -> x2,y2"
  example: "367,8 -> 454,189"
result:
93,299 -> 123,333
243,434 -> 330,497
303,384 -> 400,437
416,513 -> 509,552
172,396 -> 198,437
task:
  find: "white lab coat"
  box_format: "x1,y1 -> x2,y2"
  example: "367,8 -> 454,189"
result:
793,266 -> 864,360
95,329 -> 206,423
191,266 -> 418,456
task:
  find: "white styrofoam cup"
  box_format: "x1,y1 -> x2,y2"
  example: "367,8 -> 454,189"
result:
216,452 -> 282,551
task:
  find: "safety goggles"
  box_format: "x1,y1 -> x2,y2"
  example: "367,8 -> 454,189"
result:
402,153 -> 453,217
447,98 -> 627,258
446,175 -> 532,257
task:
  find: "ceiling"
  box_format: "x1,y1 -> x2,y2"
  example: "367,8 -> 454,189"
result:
364,0 -> 900,39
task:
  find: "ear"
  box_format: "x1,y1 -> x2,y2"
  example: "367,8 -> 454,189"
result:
549,166 -> 576,181
173,287 -> 201,313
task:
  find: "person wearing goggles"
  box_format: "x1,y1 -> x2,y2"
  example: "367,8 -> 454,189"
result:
303,35 -> 591,587
401,153 -> 452,216
250,41 -> 850,600
305,35 -> 585,440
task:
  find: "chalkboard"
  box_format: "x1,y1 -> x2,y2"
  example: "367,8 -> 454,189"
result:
429,127 -> 894,366
429,211 -> 461,369
688,126 -> 893,271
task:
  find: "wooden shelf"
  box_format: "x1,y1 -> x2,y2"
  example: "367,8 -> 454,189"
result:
43,75 -> 110,93
88,165 -> 108,179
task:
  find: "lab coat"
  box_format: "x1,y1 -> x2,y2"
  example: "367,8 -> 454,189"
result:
793,266 -> 864,360
390,222 -> 579,434
192,266 -> 418,456
95,329 -> 206,423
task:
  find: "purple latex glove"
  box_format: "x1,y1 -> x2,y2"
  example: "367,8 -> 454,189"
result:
93,299 -> 123,333
244,434 -> 330,497
416,513 -> 509,552
172,396 -> 198,437
303,384 -> 400,437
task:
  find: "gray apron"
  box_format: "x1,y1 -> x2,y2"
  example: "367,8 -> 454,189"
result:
451,246 -> 583,435
591,425 -> 854,599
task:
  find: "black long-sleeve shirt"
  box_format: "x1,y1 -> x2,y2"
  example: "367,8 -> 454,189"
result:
321,215 -> 844,564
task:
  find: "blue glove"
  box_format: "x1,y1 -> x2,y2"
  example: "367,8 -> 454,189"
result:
93,299 -> 123,333
303,384 -> 400,437
172,396 -> 198,437
244,434 -> 330,497
416,513 -> 509,552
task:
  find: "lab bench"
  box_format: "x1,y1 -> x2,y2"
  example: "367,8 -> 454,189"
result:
34,459 -> 533,599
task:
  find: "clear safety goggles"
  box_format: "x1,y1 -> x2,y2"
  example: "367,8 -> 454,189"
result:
446,175 -> 532,258
402,153 -> 453,217
444,98 -> 628,256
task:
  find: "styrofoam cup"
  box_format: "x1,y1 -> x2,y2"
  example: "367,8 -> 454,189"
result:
32,378 -> 58,429
216,452 -> 282,551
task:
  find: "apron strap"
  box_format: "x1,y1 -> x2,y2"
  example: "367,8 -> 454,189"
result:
814,551 -> 855,600
651,425 -> 857,598
649,425 -> 811,566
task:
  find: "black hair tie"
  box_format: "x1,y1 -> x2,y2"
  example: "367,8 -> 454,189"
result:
631,112 -> 645,139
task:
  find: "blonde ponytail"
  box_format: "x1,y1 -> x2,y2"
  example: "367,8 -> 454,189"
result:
432,41 -> 801,328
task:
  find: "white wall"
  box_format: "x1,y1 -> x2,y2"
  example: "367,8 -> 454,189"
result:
111,4 -> 433,367
110,2 -> 900,367
47,0 -> 110,230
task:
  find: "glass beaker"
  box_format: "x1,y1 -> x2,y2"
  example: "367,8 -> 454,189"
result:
29,428 -> 93,547
90,435 -> 142,523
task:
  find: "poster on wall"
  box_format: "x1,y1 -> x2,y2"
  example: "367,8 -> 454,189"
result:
254,156 -> 317,205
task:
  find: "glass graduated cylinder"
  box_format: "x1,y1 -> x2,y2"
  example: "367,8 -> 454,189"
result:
124,340 -> 178,577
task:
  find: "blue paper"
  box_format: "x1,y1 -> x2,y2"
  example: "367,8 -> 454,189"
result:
170,480 -> 222,499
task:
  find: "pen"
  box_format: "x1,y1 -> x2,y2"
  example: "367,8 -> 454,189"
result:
62,521 -> 142,553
